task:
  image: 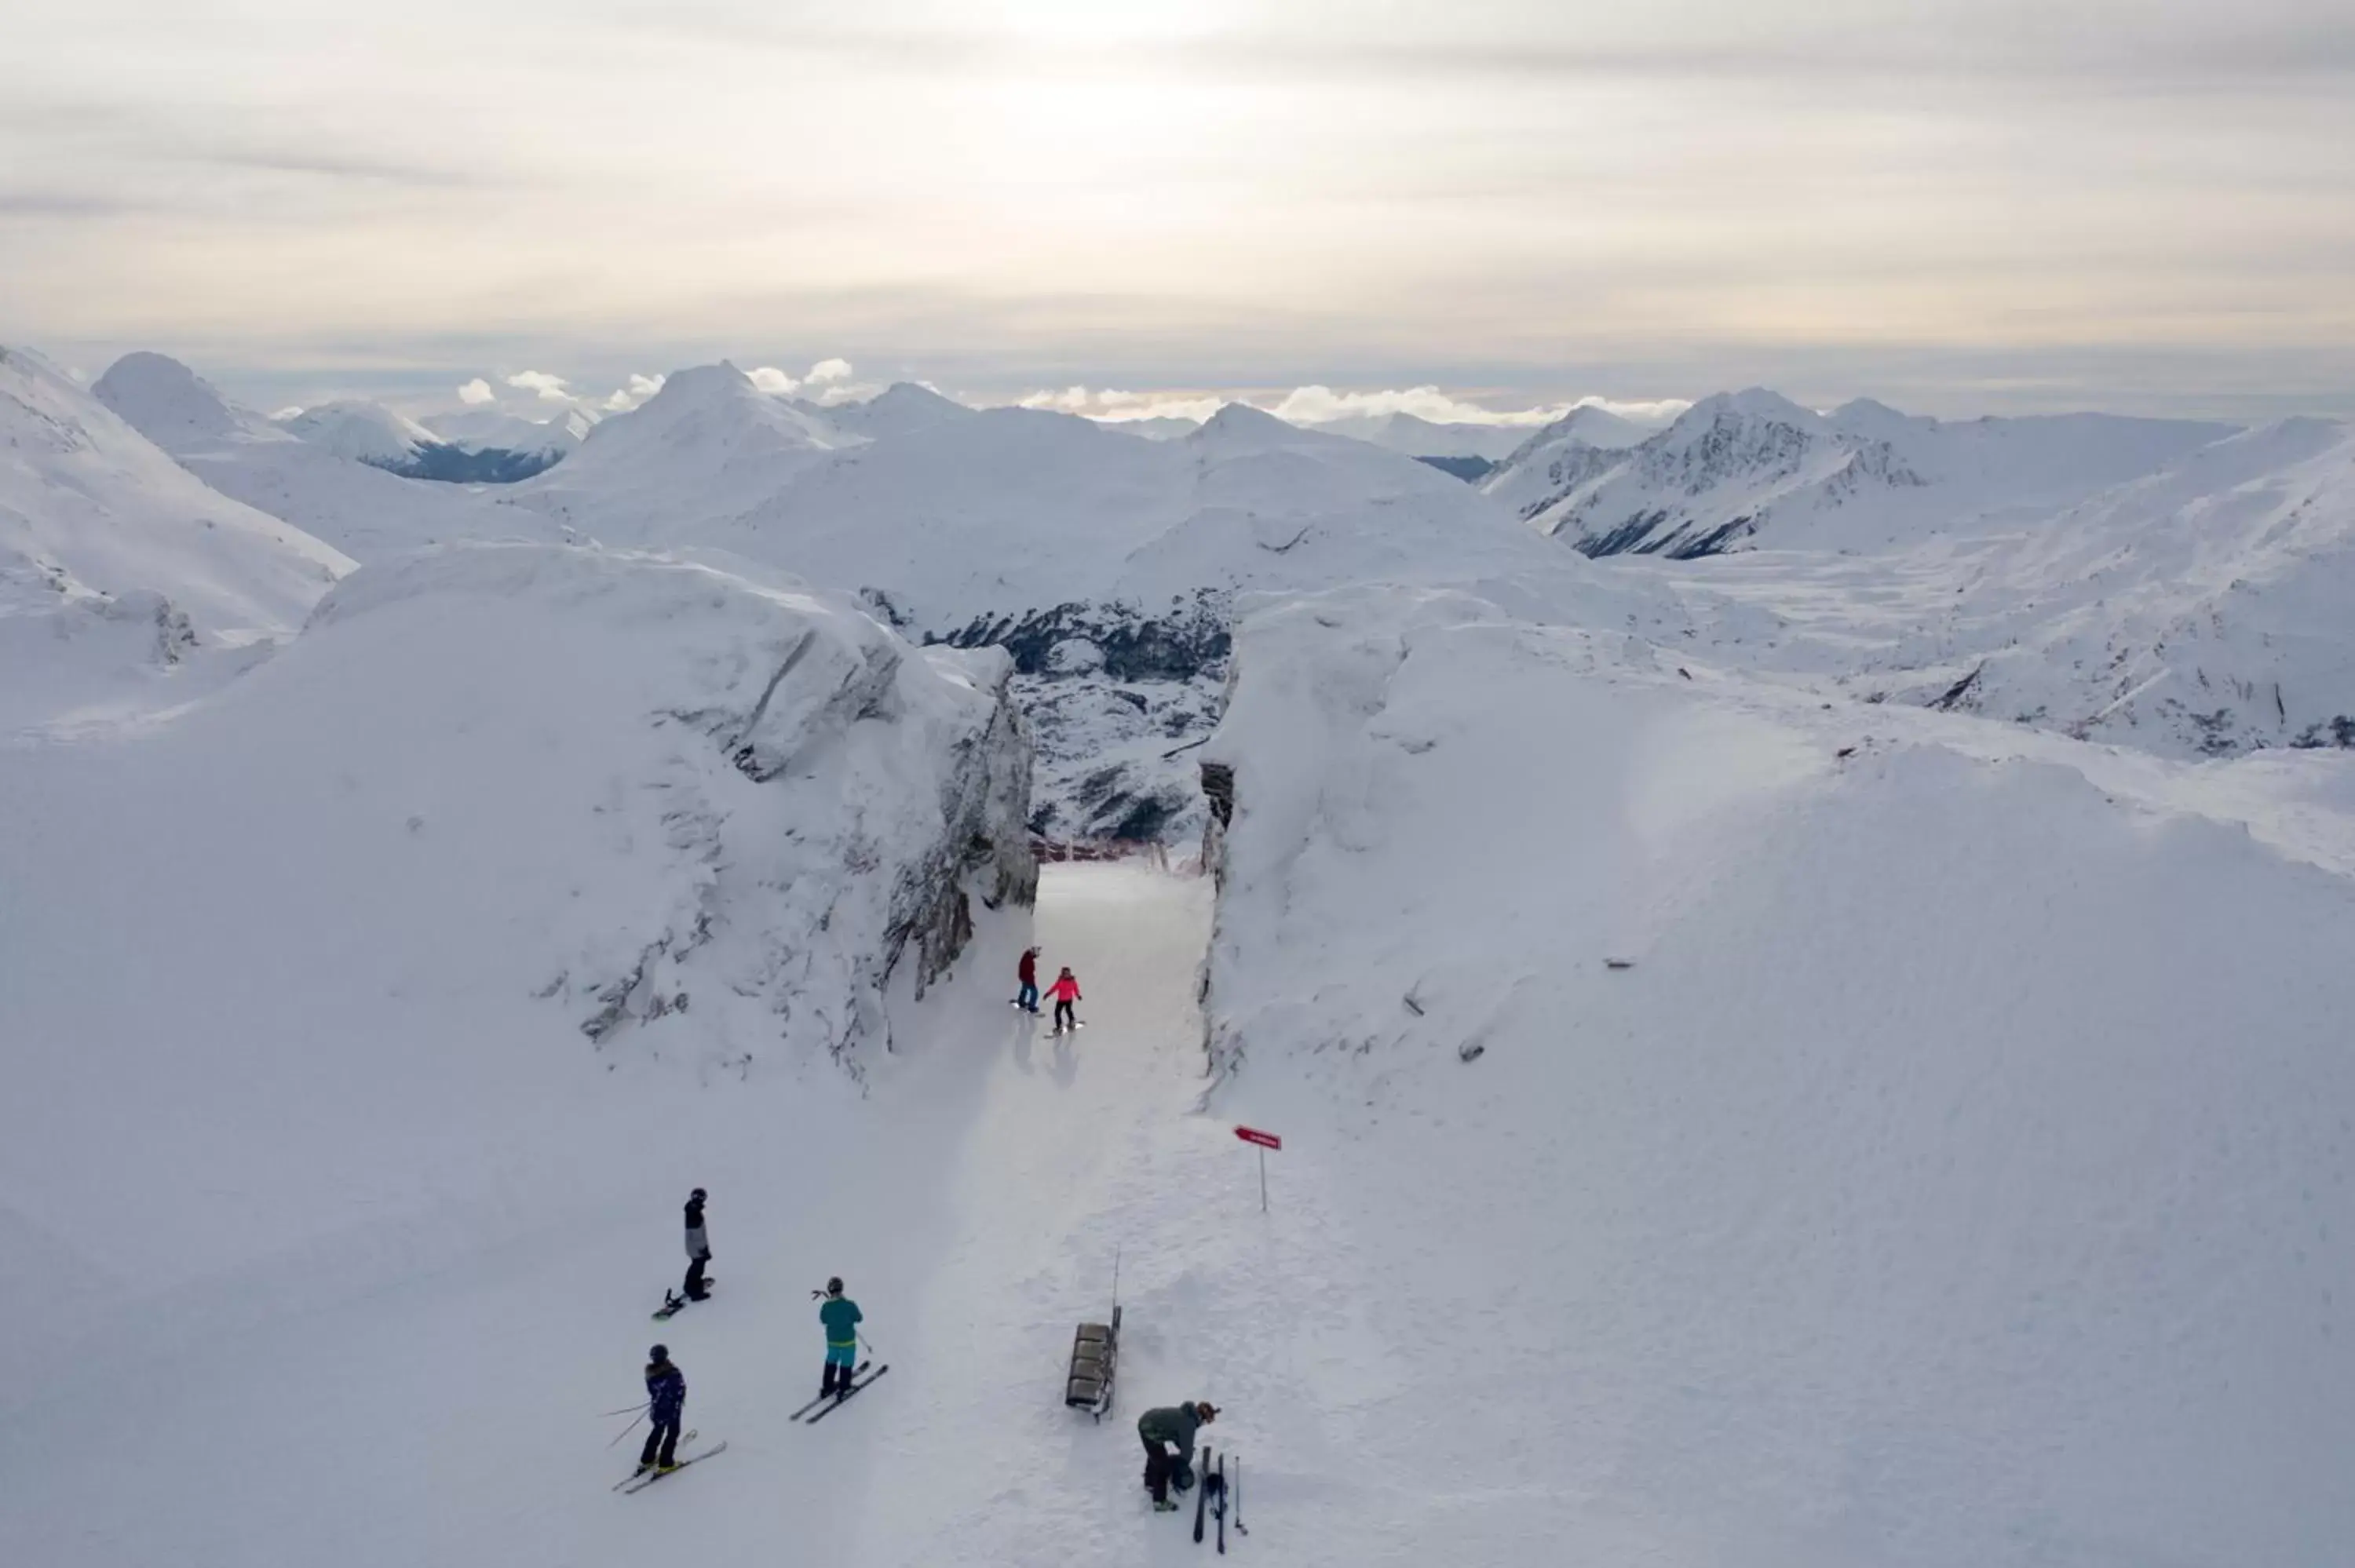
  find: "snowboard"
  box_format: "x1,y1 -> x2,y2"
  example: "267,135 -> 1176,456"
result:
1051,1021 -> 1086,1035
653,1280 -> 717,1320
618,1439 -> 725,1493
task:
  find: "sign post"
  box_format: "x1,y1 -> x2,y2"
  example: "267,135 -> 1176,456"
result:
1233,1125 -> 1282,1212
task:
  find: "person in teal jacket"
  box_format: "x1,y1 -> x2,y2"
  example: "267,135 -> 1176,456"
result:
818,1276 -> 864,1399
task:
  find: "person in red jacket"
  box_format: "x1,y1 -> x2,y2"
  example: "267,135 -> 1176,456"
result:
1015,946 -> 1041,1013
1046,966 -> 1082,1034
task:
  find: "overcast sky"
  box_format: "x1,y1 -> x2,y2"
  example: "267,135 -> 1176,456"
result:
5,0 -> 2350,421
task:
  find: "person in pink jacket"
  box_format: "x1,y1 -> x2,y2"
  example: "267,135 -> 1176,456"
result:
1046,967 -> 1082,1034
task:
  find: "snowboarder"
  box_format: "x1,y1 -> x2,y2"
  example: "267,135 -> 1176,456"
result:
1047,966 -> 1082,1034
1015,946 -> 1041,1013
817,1276 -> 864,1398
682,1188 -> 711,1301
637,1344 -> 686,1474
1137,1400 -> 1217,1511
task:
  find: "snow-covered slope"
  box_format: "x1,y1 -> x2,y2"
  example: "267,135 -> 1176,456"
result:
0,542 -> 1033,1382
1196,582 -> 2355,1565
0,344 -> 351,731
1489,388 -> 2236,556
94,353 -> 557,555
1904,418 -> 2355,752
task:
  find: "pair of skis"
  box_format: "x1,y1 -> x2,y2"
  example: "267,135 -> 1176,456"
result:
615,1431 -> 728,1493
784,1361 -> 889,1423
1191,1446 -> 1238,1551
798,1363 -> 890,1424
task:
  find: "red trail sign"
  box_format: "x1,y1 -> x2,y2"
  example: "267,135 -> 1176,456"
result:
1234,1125 -> 1282,1210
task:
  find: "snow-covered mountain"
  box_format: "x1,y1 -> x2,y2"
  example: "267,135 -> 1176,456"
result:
520,361 -> 855,527
804,381 -> 973,441
1297,410 -> 1534,463
420,403 -> 594,457
277,399 -> 441,468
280,398 -> 579,483
1199,580 -> 2355,1566
0,344 -> 351,731
1091,414 -> 1200,440
1575,414 -> 2355,759
1487,388 -> 2236,557
95,353 -> 561,555
504,368 -> 1601,838
1907,418 -> 2355,753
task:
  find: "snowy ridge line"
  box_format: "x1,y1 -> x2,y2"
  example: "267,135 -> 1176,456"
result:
1192,579 -> 2355,1565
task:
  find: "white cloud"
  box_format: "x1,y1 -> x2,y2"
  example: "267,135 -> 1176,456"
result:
1013,385 -> 1227,423
601,372 -> 666,413
805,357 -> 854,385
747,366 -> 800,395
457,377 -> 495,406
270,405 -> 305,421
1270,385 -> 1580,428
505,370 -> 575,403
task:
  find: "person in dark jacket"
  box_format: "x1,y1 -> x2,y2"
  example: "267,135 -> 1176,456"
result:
1015,947 -> 1041,1013
638,1345 -> 686,1472
1137,1400 -> 1217,1509
682,1188 -> 711,1301
818,1276 -> 864,1398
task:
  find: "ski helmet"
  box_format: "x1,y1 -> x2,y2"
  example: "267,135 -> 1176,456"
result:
826,1276 -> 844,1296
690,1187 -> 706,1200
649,1344 -> 670,1361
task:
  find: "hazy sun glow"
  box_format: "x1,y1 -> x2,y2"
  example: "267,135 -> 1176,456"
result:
3,0 -> 2350,418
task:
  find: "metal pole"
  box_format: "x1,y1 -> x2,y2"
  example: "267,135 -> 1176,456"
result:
1258,1146 -> 1268,1212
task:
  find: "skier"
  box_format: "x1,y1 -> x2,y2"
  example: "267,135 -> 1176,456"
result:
637,1344 -> 686,1474
1015,946 -> 1041,1013
682,1187 -> 711,1301
1046,965 -> 1082,1034
817,1276 -> 864,1399
1137,1399 -> 1217,1511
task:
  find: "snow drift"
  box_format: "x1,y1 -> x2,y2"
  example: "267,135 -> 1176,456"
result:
0,543 -> 1034,1389
1196,582 -> 2355,1566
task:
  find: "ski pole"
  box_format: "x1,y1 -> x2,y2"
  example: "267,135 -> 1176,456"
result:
1234,1453 -> 1247,1536
605,1412 -> 647,1449
599,1402 -> 648,1418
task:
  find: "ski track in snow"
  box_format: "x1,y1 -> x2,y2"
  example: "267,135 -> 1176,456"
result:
0,866 -> 1305,1568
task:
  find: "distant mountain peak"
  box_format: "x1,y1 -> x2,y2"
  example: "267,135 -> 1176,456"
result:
94,351 -> 272,453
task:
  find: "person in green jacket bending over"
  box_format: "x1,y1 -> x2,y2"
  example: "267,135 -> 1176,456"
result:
1137,1399 -> 1218,1511
818,1276 -> 864,1399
